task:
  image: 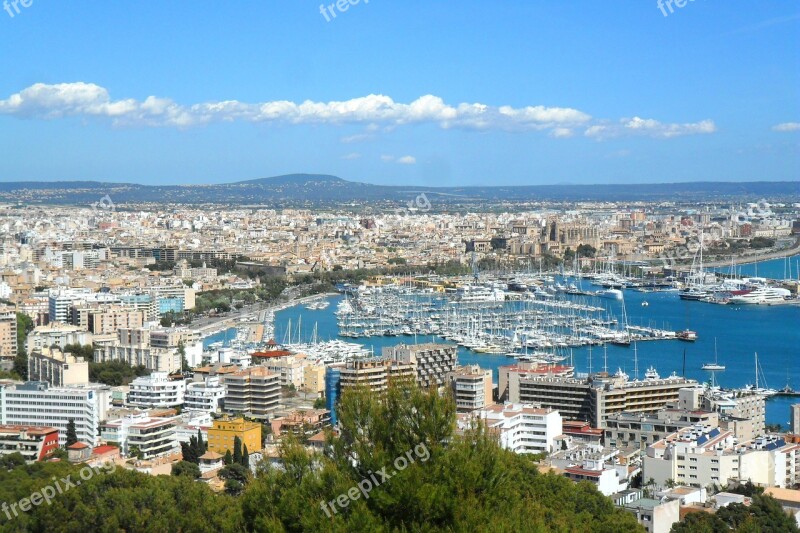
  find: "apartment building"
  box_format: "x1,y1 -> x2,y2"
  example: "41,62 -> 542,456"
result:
48,288 -> 93,323
561,453 -> 630,497
101,413 -> 179,459
382,343 -> 457,389
127,372 -> 186,408
463,403 -> 562,454
26,323 -> 92,353
207,417 -> 261,455
118,293 -> 158,322
792,404 -> 800,435
148,286 -> 196,312
604,409 -> 720,450
448,365 -> 494,412
508,371 -> 697,428
94,328 -> 182,373
260,354 -> 306,388
0,306 -> 17,364
644,425 -> 800,489
184,376 -> 225,413
80,306 -> 144,334
677,387 -> 766,438
28,347 -> 90,387
338,357 -> 416,394
302,364 -> 325,395
222,367 -> 281,417
0,382 -> 101,446
0,425 -> 60,462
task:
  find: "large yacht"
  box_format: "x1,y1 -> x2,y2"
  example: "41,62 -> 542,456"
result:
729,287 -> 791,305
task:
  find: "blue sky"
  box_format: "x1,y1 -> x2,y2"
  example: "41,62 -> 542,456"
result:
0,1 -> 798,186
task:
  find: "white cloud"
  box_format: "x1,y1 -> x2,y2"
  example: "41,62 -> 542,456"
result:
585,117 -> 716,140
0,82 -> 591,133
773,122 -> 800,132
340,152 -> 362,160
0,82 -> 718,140
396,155 -> 417,165
380,155 -> 396,162
549,127 -> 574,138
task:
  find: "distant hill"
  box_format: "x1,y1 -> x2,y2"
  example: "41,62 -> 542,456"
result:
0,174 -> 797,206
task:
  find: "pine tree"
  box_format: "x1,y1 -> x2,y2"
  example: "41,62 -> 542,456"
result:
65,419 -> 78,447
242,444 -> 249,468
233,436 -> 242,465
197,429 -> 206,455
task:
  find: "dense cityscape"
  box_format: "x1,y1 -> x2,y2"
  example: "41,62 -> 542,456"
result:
1,2 -> 799,532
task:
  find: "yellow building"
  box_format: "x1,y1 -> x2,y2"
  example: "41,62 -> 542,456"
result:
207,417 -> 262,454
303,364 -> 326,395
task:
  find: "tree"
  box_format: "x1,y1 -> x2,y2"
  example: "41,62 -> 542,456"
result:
178,341 -> 189,371
242,445 -> 249,468
313,396 -> 326,409
220,463 -> 250,496
171,461 -> 201,479
180,441 -> 197,464
670,512 -> 728,533
65,419 -> 78,447
224,450 -> 233,465
128,445 -> 143,460
233,436 -> 242,465
13,350 -> 28,380
238,378 -> 642,531
197,429 -> 207,455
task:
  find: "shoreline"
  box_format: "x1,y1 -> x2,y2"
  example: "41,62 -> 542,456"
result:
701,236 -> 800,269
196,292 -> 338,338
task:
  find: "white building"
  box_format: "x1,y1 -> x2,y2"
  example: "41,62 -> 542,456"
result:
462,403 -> 562,454
101,413 -> 179,459
184,377 -> 225,413
0,381 -> 101,446
174,411 -> 212,444
127,372 -> 186,408
48,288 -> 92,323
563,454 -> 629,496
26,323 -> 92,353
644,425 -> 800,489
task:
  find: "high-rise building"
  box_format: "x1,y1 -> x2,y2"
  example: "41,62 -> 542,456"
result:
222,367 -> 281,417
0,382 -> 101,446
792,404 -> 800,435
382,343 -> 457,389
0,306 -> 17,364
508,371 -> 697,428
448,365 -> 494,412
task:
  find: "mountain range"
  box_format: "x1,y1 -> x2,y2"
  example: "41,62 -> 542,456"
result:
1,174 -> 797,206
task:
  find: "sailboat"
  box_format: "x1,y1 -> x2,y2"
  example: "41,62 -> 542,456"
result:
744,352 -> 778,396
701,339 -> 725,371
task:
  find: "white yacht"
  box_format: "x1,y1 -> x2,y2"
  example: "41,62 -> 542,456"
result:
729,287 -> 791,305
595,288 -> 623,300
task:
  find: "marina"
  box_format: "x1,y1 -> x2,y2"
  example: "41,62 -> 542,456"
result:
200,257 -> 799,429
